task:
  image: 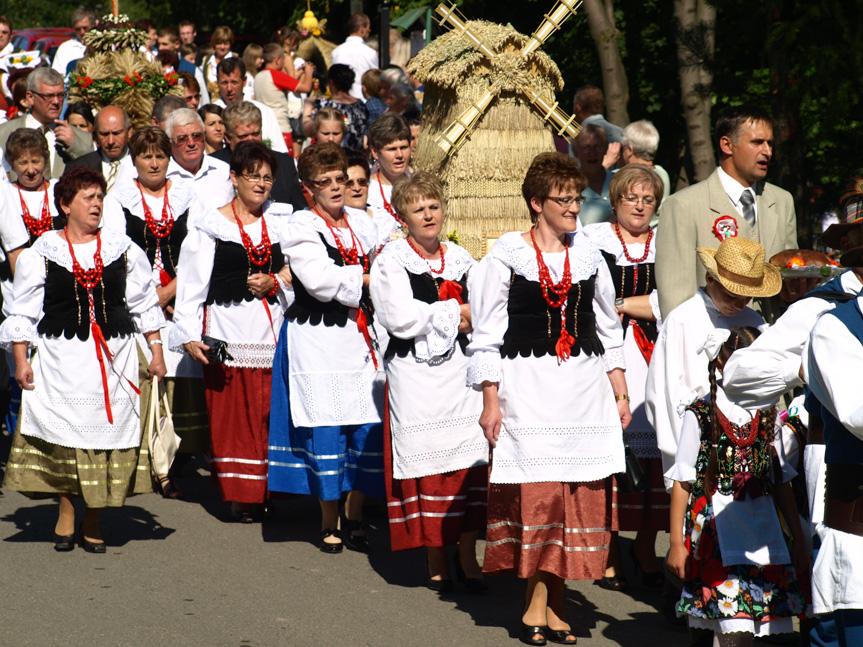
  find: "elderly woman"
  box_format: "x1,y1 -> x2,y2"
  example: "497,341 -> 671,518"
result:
170,141 -> 291,522
101,126 -> 209,500
572,124 -> 613,225
384,83 -> 421,115
268,143 -> 389,553
0,167 -> 166,552
3,129 -> 61,246
345,148 -> 374,218
580,164 -> 667,591
370,172 -> 488,591
468,152 -> 629,644
302,64 -> 369,151
199,104 -> 226,154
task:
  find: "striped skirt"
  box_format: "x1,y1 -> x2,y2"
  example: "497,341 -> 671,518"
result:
203,363 -> 272,504
614,456 -> 670,532
483,479 -> 616,580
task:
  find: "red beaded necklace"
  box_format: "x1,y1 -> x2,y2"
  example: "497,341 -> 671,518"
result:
65,227 -> 104,289
530,227 -> 576,362
312,205 -> 369,272
716,407 -> 762,448
137,180 -> 174,238
231,199 -> 271,267
17,180 -> 52,237
405,236 -> 445,275
613,223 -> 653,264
376,171 -> 400,220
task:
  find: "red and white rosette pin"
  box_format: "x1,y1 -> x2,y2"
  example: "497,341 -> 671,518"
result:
712,215 -> 739,242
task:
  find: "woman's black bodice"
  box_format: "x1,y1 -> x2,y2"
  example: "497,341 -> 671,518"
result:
124,207 -> 190,281
205,237 -> 285,306
600,250 -> 657,342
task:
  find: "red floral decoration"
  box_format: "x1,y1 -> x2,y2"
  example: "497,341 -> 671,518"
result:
164,72 -> 178,86
76,76 -> 95,89
123,71 -> 142,86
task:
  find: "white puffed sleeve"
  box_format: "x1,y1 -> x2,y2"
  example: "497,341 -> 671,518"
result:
593,260 -> 626,372
0,186 -> 30,253
185,192 -> 208,230
465,253 -> 510,387
100,194 -> 127,234
0,247 -> 45,348
169,227 -> 216,350
649,290 -> 662,327
370,252 -> 461,360
776,419 -> 800,484
124,243 -> 166,333
281,220 -> 363,308
663,409 -> 701,489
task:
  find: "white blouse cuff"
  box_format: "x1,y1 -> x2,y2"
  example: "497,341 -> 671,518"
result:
664,464 -> 696,491
466,349 -> 502,388
649,290 -> 662,327
168,319 -> 201,352
336,266 -> 364,308
0,315 -> 38,349
414,300 -> 461,361
134,304 -> 167,335
602,347 -> 626,372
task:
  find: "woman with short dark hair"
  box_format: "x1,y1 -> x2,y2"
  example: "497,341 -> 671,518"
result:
1,166 -> 167,552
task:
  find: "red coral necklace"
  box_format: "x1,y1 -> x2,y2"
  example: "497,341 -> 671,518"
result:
405,236 -> 445,274
232,199 -> 271,267
613,223 -> 652,264
716,407 -> 762,448
312,205 -> 368,272
17,180 -> 52,237
531,227 -> 576,362
137,180 -> 174,238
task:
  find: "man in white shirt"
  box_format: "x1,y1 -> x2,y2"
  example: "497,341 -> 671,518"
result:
330,13 -> 379,102
0,67 -> 92,178
212,57 -> 289,154
66,106 -> 134,193
164,108 -> 233,210
51,7 -> 95,75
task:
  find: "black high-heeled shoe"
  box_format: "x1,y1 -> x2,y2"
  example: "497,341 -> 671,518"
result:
342,518 -> 370,553
78,528 -> 106,554
545,628 -> 577,644
454,553 -> 488,593
519,623 -> 548,646
629,545 -> 664,588
53,532 -> 75,552
318,528 -> 343,554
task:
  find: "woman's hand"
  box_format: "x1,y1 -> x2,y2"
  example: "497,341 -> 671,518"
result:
184,341 -> 210,365
667,542 -> 690,580
148,354 -> 167,380
247,273 -> 276,298
458,303 -> 472,334
617,398 -> 632,430
15,363 -> 34,391
156,280 -> 177,313
278,266 -> 293,288
479,383 -> 502,448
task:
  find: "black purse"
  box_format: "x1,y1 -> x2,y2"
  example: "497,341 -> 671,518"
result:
201,335 -> 234,364
616,434 -> 647,493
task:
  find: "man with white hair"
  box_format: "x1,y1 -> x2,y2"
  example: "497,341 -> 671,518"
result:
619,119 -> 671,222
164,108 -> 233,210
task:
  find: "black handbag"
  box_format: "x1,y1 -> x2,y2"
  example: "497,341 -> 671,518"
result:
201,335 -> 234,364
616,434 -> 647,493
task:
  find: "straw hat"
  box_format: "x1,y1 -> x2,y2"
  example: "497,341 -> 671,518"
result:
696,237 -> 782,298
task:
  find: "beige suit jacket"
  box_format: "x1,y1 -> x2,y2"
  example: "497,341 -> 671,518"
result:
655,168 -> 797,318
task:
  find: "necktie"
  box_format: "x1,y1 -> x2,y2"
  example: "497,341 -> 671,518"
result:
740,190 -> 756,228
106,161 -> 121,193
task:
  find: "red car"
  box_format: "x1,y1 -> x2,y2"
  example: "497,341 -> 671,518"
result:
11,28 -> 74,62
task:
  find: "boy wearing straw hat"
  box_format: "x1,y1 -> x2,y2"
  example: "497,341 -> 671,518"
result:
645,236 -> 781,476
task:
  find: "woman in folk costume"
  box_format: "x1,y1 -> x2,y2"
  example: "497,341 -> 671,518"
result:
268,143 -> 389,554
468,152 -> 630,645
1,167 -> 167,553
101,126 -> 209,500
666,327 -> 808,646
170,141 -> 291,523
369,172 -> 488,592
579,164 -> 667,590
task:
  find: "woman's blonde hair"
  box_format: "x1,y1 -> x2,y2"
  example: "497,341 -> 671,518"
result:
391,171 -> 445,218
609,164 -> 664,207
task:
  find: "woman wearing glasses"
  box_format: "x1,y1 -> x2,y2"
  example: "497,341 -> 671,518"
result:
268,143 -> 388,553
102,127 -> 209,500
170,141 -> 292,522
468,152 -> 629,644
579,164 -> 667,592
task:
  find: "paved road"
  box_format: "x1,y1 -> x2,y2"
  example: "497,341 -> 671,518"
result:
0,444 -> 694,647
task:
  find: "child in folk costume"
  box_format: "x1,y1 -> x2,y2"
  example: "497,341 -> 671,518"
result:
666,327 -> 809,646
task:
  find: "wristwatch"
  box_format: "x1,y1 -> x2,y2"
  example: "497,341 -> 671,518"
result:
614,298 -> 624,310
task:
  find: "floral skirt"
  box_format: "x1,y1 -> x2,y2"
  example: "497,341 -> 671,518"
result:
677,492 -> 805,633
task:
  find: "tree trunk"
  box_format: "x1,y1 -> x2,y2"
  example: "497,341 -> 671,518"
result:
582,0 -> 630,126
673,0 -> 716,184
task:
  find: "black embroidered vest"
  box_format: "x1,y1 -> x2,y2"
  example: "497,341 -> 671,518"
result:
286,233 -> 373,327
37,255 -> 136,341
124,207 -> 189,281
384,269 -> 469,360
205,237 -> 285,306
600,250 -> 657,343
500,272 -> 603,359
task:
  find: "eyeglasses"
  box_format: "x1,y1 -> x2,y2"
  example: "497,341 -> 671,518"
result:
172,132 -> 205,145
310,175 -> 348,189
546,195 -> 586,207
30,90 -> 66,101
346,178 -> 369,188
620,195 -> 657,207
242,173 -> 275,185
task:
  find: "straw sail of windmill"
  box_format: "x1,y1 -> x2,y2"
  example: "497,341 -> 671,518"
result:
408,1 -> 583,258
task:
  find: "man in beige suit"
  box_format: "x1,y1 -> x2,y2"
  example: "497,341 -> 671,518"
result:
655,105 -> 797,318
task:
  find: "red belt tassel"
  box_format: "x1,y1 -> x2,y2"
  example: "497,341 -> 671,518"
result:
631,320 -> 655,365
159,269 -> 172,287
355,307 -> 378,370
91,321 -> 141,424
555,329 -> 575,363
438,280 -> 464,304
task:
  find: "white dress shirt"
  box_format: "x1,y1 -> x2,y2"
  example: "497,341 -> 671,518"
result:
330,36 -> 379,101
717,166 -> 757,223
24,113 -> 58,172
166,154 -> 233,211
212,98 -> 288,154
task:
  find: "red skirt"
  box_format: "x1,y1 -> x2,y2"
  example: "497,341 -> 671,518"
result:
383,390 -> 489,550
614,456 -> 670,532
484,479 -> 615,581
203,364 -> 272,504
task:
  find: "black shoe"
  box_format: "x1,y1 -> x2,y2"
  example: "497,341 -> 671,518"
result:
78,532 -> 106,554
595,575 -> 628,591
154,475 -> 184,500
519,623 -> 548,646
342,518 -> 370,553
454,553 -> 488,593
629,545 -> 665,588
426,577 -> 454,593
545,628 -> 577,644
318,528 -> 343,554
53,532 -> 75,552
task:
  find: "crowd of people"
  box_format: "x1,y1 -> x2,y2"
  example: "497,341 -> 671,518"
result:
0,8 -> 861,647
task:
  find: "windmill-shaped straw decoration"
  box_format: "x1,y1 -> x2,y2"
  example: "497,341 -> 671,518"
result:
434,0 -> 582,155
